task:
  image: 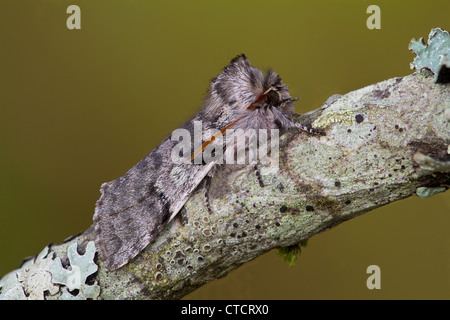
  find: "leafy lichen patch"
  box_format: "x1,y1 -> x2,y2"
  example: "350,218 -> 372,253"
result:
0,246 -> 59,300
49,241 -> 100,300
409,28 -> 450,83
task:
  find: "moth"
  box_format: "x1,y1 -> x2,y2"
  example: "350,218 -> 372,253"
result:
93,54 -> 321,270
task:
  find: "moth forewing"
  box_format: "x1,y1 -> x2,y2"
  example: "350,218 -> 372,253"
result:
167,161 -> 216,216
93,128 -> 217,270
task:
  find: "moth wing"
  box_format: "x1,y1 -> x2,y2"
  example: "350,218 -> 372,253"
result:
168,161 -> 216,217
93,136 -> 216,270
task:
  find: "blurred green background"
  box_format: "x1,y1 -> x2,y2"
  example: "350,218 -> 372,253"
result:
1,0 -> 449,299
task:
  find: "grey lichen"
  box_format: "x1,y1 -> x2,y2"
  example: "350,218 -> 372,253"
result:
49,241 -> 100,300
0,246 -> 58,300
409,28 -> 450,83
416,186 -> 447,198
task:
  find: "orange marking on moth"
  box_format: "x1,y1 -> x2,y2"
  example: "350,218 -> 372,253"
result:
190,87 -> 275,161
190,116 -> 244,161
246,86 -> 275,110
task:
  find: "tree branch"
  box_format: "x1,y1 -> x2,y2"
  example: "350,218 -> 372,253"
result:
0,71 -> 449,300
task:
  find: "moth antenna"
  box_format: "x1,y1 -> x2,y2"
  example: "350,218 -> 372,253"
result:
278,97 -> 299,109
295,122 -> 324,135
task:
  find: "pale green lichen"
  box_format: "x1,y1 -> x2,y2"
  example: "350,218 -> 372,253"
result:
49,241 -> 99,299
409,28 -> 450,82
312,108 -> 355,129
0,246 -> 59,300
60,281 -> 100,300
416,186 -> 447,198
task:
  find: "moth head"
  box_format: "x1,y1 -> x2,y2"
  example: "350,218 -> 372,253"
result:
255,70 -> 297,115
193,55 -> 299,161
202,54 -> 296,120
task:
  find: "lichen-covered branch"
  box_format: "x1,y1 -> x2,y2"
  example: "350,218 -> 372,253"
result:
1,71 -> 449,300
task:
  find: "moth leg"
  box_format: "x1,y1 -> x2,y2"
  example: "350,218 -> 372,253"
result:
201,175 -> 213,215
178,206 -> 189,226
252,161 -> 265,188
275,107 -> 325,136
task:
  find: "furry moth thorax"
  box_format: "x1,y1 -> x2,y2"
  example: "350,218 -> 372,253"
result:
201,54 -> 300,132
